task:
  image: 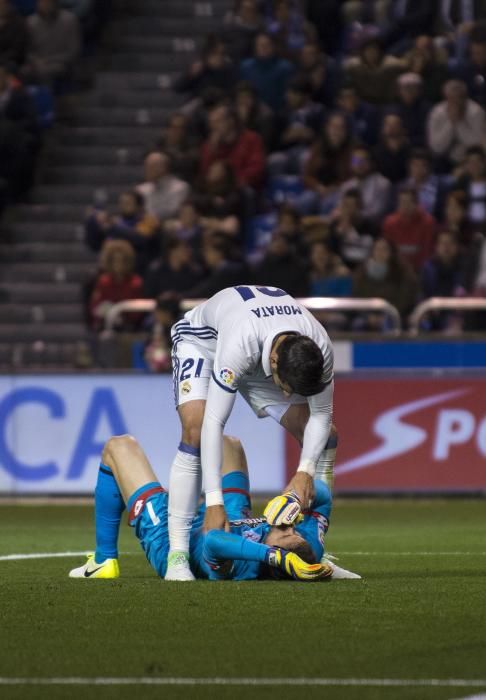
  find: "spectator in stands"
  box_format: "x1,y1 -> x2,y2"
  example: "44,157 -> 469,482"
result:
328,189 -> 376,270
336,84 -> 379,146
136,151 -> 190,222
234,81 -> 275,151
344,36 -> 404,105
308,239 -> 352,297
462,233 -> 486,301
301,112 -> 353,214
455,146 -> 486,232
0,0 -> 27,67
382,186 -> 436,271
393,72 -> 430,147
442,188 -> 476,247
193,161 -> 243,242
200,103 -> 265,190
144,293 -> 181,374
341,145 -> 392,223
352,237 -> 419,325
427,80 -> 486,168
240,32 -> 294,111
188,234 -> 248,298
305,0 -> 343,56
252,230 -> 308,297
373,113 -> 411,184
268,76 -> 324,176
89,240 -> 143,332
264,0 -> 317,58
422,230 -> 463,298
0,62 -> 38,202
156,113 -> 199,185
163,201 -> 203,252
380,0 -> 438,54
404,35 -> 448,104
295,40 -> 340,107
421,230 -> 464,330
84,190 -> 160,274
23,0 -> 81,87
173,36 -> 235,102
404,148 -> 441,217
143,239 -> 203,300
223,0 -> 264,61
274,204 -> 307,255
453,21 -> 486,108
0,61 -> 39,138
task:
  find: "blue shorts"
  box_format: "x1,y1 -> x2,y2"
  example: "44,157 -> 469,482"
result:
127,481 -> 169,578
127,471 -> 252,579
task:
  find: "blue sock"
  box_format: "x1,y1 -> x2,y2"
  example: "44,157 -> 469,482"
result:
94,463 -> 125,564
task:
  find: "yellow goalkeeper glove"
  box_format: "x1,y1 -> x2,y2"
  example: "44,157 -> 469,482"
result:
265,547 -> 333,581
264,490 -> 303,526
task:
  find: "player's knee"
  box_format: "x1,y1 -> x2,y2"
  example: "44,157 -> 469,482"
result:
223,435 -> 242,452
102,434 -> 139,466
181,424 -> 202,448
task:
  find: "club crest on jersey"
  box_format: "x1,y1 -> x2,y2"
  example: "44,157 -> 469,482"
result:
181,380 -> 192,395
219,368 -> 236,387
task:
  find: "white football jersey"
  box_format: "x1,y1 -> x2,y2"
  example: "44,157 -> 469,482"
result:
182,285 -> 334,389
174,286 -> 335,506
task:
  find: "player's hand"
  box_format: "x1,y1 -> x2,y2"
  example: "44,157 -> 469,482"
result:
263,491 -> 303,526
203,505 -> 230,533
265,547 -> 333,581
286,472 -> 315,510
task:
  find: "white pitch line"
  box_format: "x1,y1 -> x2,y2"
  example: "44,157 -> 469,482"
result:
0,551 -> 140,562
0,678 -> 485,688
336,552 -> 486,556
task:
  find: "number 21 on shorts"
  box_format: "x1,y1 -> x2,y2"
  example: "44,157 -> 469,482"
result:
180,357 -> 204,381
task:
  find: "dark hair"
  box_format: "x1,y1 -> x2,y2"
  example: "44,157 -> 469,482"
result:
465,145 -> 486,159
122,190 -> 144,209
275,334 -> 325,396
156,292 -> 181,318
342,187 -> 361,204
410,147 -> 431,164
287,537 -> 317,564
399,185 -> 418,201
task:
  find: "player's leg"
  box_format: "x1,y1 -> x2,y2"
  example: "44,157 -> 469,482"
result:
167,337 -> 213,580
281,403 -> 338,490
69,434 -> 161,579
221,435 -> 249,478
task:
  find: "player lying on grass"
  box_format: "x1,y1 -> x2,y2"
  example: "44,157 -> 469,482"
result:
69,434 -> 360,581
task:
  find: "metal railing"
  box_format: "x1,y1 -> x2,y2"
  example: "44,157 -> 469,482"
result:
409,297 -> 486,334
104,296 -> 402,334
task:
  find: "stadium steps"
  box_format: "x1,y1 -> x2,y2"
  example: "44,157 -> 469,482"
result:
47,145 -> 147,167
55,125 -> 163,147
43,165 -> 142,186
0,0 -> 232,368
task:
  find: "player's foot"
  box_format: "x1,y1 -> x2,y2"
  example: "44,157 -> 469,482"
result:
322,554 -> 361,580
69,554 -> 120,579
165,551 -> 195,581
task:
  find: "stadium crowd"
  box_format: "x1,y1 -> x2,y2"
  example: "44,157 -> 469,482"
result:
85,0 -> 486,346
0,0 -> 109,213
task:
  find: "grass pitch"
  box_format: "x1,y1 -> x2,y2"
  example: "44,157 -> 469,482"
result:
0,499 -> 485,700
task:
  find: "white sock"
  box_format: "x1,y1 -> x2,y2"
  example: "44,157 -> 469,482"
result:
315,432 -> 338,491
168,443 -> 201,554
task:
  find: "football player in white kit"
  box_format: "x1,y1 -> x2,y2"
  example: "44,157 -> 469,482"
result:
165,285 -> 337,580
